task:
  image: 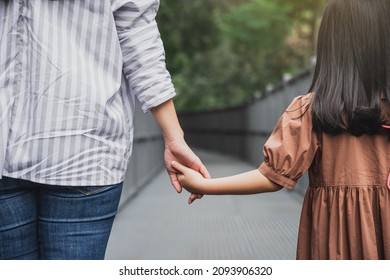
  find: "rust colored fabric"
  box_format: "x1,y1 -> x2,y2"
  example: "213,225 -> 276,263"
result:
259,93 -> 390,259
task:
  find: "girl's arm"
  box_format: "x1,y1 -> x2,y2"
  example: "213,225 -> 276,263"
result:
171,161 -> 283,201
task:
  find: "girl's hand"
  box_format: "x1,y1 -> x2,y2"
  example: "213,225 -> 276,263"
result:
171,161 -> 207,201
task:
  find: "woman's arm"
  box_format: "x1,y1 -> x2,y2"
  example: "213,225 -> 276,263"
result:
151,100 -> 210,200
172,161 -> 282,198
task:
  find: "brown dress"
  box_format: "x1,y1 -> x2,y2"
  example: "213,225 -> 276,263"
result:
259,93 -> 390,259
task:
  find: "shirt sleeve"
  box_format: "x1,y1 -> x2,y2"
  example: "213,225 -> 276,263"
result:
112,0 -> 175,112
258,94 -> 319,189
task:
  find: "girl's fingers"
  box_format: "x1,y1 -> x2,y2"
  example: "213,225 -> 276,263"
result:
168,172 -> 182,193
188,193 -> 198,204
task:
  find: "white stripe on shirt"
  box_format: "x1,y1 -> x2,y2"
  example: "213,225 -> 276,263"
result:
0,0 -> 175,186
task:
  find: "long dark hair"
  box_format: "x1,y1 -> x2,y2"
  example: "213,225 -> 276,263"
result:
309,0 -> 390,136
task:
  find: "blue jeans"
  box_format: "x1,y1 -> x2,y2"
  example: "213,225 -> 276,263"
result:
0,176 -> 123,260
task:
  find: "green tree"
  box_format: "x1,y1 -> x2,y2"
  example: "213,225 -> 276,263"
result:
217,0 -> 292,99
158,0 -> 221,74
277,0 -> 327,55
157,0 -> 327,112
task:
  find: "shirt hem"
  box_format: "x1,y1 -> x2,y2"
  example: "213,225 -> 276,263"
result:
0,172 -> 125,187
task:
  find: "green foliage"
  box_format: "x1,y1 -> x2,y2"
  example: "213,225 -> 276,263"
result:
220,0 -> 291,52
157,0 -> 327,112
158,0 -> 220,73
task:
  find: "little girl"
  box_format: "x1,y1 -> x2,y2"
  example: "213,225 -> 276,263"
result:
172,0 -> 390,260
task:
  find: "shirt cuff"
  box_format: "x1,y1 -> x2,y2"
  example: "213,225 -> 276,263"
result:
258,162 -> 297,190
140,90 -> 176,113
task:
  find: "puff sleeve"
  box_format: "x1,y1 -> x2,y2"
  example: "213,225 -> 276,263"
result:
258,94 -> 319,189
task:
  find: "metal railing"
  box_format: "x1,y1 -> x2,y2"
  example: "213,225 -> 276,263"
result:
119,101 -> 164,208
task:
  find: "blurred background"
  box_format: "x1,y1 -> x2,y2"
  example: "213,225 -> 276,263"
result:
157,0 -> 327,112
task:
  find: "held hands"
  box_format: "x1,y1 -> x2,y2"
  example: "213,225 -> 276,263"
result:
151,99 -> 209,203
164,138 -> 210,203
171,161 -> 207,200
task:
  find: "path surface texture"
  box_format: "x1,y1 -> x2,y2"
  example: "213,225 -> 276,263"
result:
106,149 -> 304,260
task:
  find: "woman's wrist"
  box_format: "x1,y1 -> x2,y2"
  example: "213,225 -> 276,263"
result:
163,129 -> 185,146
151,99 -> 184,144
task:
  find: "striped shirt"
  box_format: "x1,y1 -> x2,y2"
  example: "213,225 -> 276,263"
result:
0,0 -> 175,186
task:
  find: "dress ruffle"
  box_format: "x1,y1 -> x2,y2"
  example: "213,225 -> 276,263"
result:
297,185 -> 390,260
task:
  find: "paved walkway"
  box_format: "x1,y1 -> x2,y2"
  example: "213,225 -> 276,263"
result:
105,149 -> 304,260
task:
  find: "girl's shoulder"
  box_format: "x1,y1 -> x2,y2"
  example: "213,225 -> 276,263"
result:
284,93 -> 314,120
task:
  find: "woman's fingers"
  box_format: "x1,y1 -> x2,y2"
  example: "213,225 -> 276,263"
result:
198,162 -> 211,179
171,161 -> 187,173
